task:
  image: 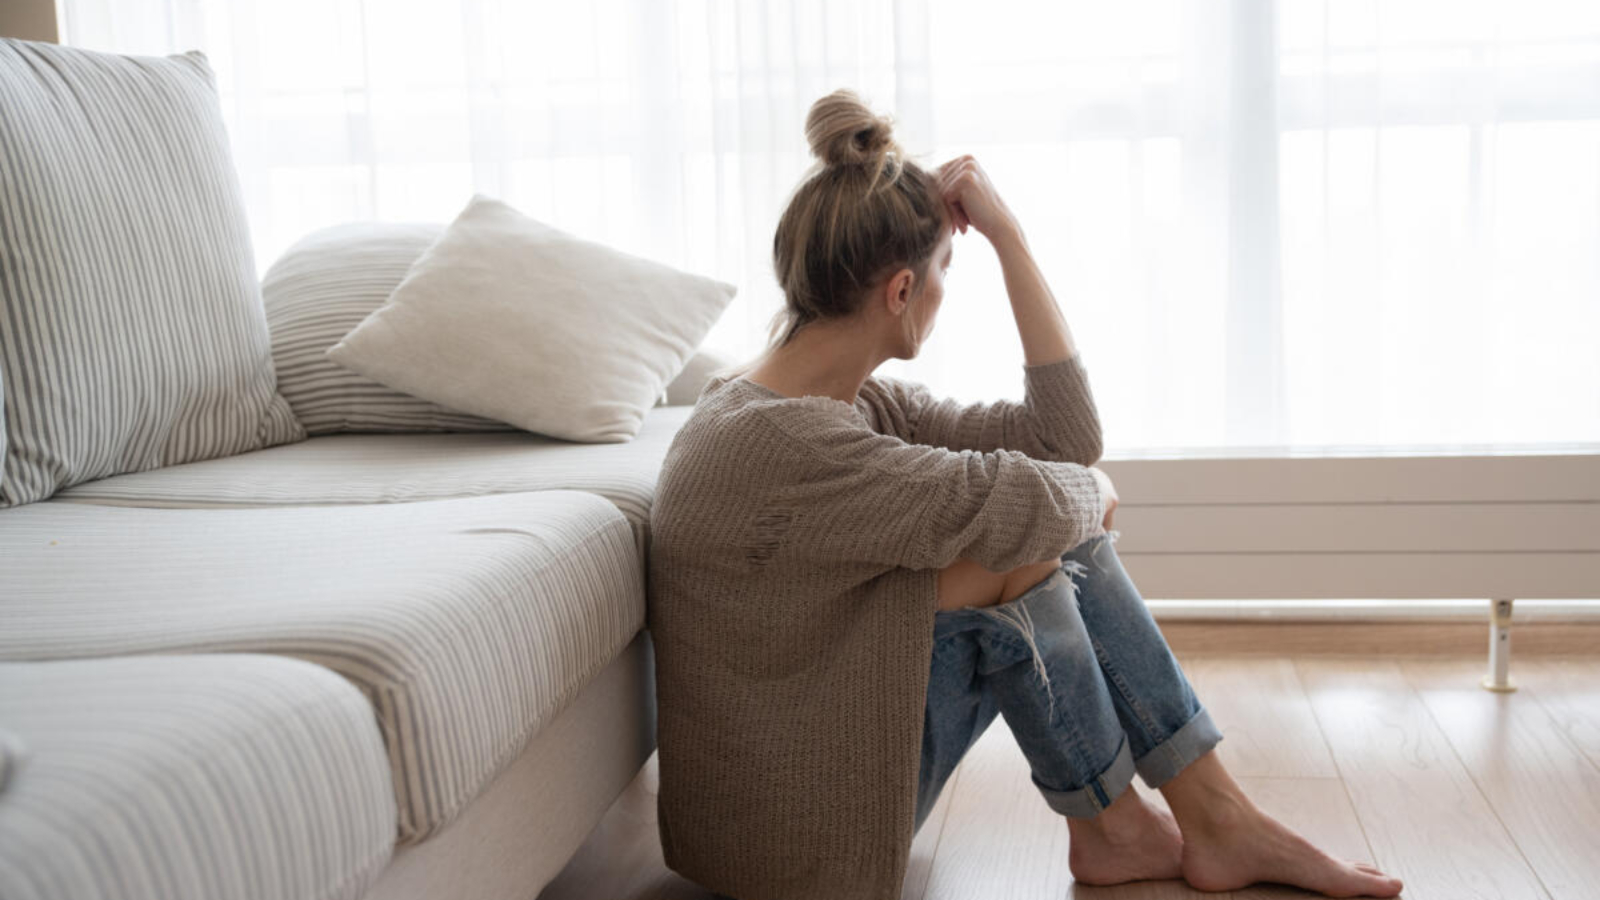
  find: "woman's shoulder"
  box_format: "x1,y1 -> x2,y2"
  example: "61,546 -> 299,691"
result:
654,380 -> 864,531
662,376 -> 908,489
693,371 -> 874,433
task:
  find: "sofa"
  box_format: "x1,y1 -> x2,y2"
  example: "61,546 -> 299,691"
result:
0,37 -> 722,900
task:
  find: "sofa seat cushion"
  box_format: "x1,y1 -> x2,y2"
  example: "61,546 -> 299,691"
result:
0,654 -> 395,900
0,491 -> 643,845
54,405 -> 695,550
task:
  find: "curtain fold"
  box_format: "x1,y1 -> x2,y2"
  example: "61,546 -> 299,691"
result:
56,0 -> 1600,451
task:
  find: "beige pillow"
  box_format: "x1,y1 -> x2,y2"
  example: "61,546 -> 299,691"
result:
328,195 -> 736,442
266,221 -> 727,434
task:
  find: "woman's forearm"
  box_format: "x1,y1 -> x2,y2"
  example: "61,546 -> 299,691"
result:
989,224 -> 1080,367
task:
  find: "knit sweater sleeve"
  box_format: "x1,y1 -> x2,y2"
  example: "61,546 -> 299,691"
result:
866,354 -> 1103,466
752,407 -> 1107,573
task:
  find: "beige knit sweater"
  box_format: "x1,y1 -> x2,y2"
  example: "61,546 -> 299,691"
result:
647,354 -> 1107,900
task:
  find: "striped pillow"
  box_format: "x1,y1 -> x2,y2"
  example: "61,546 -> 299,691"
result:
1,366 -> 7,486
264,222 -> 728,434
265,223 -> 517,434
0,40 -> 304,508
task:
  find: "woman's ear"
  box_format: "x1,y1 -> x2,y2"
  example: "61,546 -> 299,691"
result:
885,267 -> 915,315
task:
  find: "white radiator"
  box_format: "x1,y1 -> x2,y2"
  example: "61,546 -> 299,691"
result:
1099,449 -> 1600,601
1096,448 -> 1600,688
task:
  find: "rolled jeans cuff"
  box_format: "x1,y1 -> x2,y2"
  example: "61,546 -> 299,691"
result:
1133,707 -> 1224,790
1032,736 -> 1137,819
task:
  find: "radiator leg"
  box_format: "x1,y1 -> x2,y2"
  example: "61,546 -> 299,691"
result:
1481,598 -> 1517,693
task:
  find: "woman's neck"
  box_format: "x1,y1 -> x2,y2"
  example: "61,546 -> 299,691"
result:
747,321 -> 888,405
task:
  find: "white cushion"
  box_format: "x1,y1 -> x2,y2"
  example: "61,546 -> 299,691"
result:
266,222 -> 515,434
0,654 -> 395,900
0,491 -> 643,845
265,222 -> 728,434
663,346 -> 739,406
327,195 -> 735,442
0,39 -> 303,508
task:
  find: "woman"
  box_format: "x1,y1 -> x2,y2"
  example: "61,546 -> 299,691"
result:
647,89 -> 1403,900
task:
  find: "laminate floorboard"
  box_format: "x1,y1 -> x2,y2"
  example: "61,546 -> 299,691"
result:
1297,659 -> 1549,900
917,718 -> 1075,898
1520,659 -> 1600,775
540,654 -> 1598,900
1402,659 -> 1600,900
1178,656 -> 1339,779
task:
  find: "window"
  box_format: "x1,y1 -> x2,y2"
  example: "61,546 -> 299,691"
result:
61,0 -> 1600,451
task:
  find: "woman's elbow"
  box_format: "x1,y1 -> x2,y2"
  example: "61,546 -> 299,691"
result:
1034,428 -> 1101,467
1078,434 -> 1103,467
1060,431 -> 1102,467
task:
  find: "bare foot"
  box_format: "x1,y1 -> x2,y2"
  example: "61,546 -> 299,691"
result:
1179,798 -> 1402,897
1067,788 -> 1184,886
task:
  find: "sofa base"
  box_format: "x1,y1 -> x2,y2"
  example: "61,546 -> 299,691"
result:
363,629 -> 657,900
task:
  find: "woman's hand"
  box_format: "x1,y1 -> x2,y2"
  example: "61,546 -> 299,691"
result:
936,155 -> 1020,242
1089,466 -> 1118,532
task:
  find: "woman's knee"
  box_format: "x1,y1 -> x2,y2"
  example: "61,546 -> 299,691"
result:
936,557 -> 1062,612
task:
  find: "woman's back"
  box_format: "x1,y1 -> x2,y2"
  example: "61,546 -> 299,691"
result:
647,371 -> 944,900
646,361 -> 1106,900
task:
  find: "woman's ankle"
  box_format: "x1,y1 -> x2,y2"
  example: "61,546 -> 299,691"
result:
1157,751 -> 1256,835
1073,786 -> 1158,842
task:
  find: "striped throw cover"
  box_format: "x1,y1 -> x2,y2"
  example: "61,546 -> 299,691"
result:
54,409 -> 696,560
0,726 -> 21,794
0,654 -> 395,900
0,490 -> 645,845
0,39 -> 303,509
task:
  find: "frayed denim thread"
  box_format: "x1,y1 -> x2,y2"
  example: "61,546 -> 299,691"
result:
971,530 -> 1118,720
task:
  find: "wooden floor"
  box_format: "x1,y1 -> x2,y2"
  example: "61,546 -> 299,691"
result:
537,655 -> 1600,900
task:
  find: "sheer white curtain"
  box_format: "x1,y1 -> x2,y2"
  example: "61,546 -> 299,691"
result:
59,0 -> 1600,452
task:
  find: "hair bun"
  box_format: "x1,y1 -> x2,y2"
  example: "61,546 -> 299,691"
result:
805,89 -> 901,173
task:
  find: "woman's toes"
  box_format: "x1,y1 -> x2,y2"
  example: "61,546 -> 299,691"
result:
1351,860 -> 1403,885
1341,863 -> 1403,897
1349,861 -> 1380,873
1180,811 -> 1407,898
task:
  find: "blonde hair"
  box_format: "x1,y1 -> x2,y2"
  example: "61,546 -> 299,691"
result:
715,88 -> 946,382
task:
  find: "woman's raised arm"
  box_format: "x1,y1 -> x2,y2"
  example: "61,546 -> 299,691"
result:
938,155 -> 1081,368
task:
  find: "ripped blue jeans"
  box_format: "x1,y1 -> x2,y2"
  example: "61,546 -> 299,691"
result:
914,530 -> 1223,834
